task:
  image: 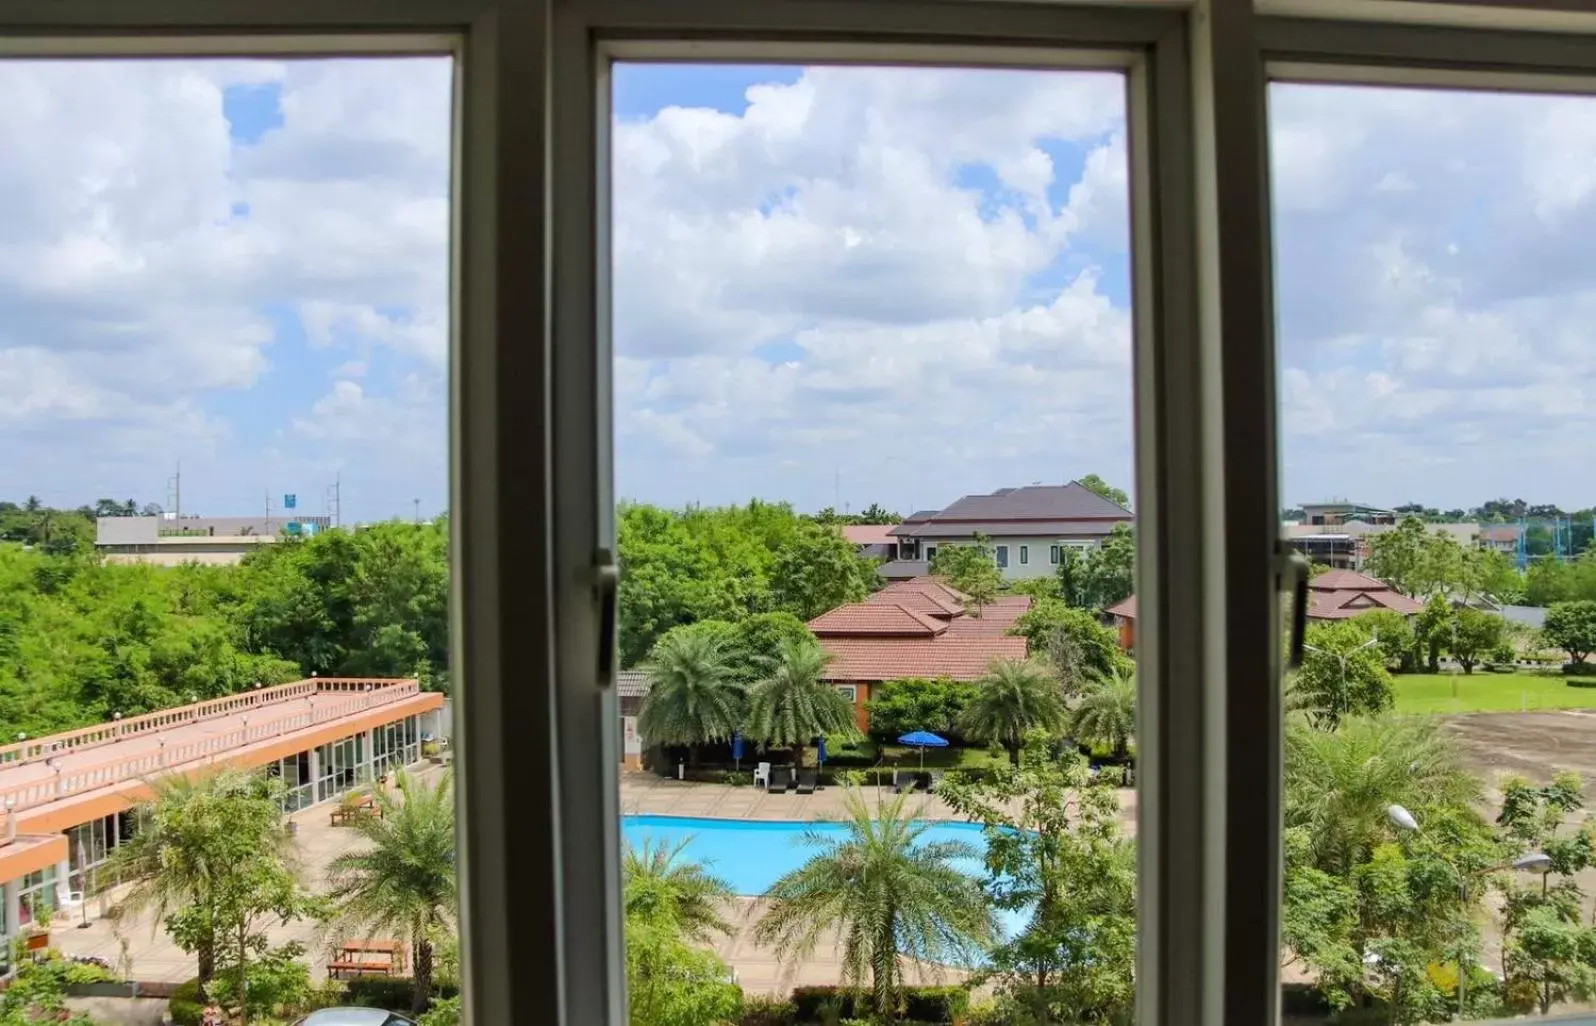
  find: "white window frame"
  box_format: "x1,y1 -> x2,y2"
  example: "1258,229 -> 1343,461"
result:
994,543 -> 1010,568
834,685 -> 859,703
8,3 -> 1596,1025
1019,544 -> 1029,564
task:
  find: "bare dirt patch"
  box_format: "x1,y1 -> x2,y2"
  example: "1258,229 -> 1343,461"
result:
1442,710 -> 1596,795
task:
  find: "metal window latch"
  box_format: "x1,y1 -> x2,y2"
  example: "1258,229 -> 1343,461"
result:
1277,548 -> 1311,669
594,551 -> 619,688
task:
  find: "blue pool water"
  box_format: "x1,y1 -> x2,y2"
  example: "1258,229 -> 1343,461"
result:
622,815 -> 1028,939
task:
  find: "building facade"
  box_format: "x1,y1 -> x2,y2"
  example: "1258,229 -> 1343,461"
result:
0,677 -> 443,974
882,483 -> 1133,582
96,515 -> 335,566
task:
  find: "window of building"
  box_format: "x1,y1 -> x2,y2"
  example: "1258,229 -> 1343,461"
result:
1019,545 -> 1029,565
1050,544 -> 1061,564
995,545 -> 1009,568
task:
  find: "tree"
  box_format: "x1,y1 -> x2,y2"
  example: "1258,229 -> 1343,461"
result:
863,677 -> 975,741
754,788 -> 995,1017
1080,523 -> 1136,610
626,918 -> 743,1026
1366,516 -> 1471,599
929,536 -> 1002,614
1289,620 -> 1394,730
326,769 -> 457,1015
768,522 -> 874,621
1068,669 -> 1137,760
1006,599 -> 1125,687
745,637 -> 857,768
1357,609 -> 1417,672
939,733 -> 1135,1025
636,629 -> 746,759
623,836 -> 736,943
107,770 -> 298,990
1544,600 -> 1596,666
959,658 -> 1068,765
1414,594 -> 1455,673
1076,474 -> 1131,510
1448,607 -> 1507,674
1284,717 -> 1481,877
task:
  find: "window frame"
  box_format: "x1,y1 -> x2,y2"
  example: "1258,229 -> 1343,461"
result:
7,2 -> 1596,1026
1019,544 -> 1029,565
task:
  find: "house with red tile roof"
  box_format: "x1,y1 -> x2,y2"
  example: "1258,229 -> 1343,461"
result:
808,576 -> 1030,731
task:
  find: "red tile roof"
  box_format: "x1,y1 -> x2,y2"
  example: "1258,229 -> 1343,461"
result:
1308,588 -> 1423,619
867,587 -> 963,618
880,576 -> 971,604
1105,595 -> 1137,620
841,524 -> 899,546
943,596 -> 1031,636
810,602 -> 948,637
817,636 -> 1028,682
1310,569 -> 1390,591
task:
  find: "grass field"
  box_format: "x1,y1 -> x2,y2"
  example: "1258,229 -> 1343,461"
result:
1393,671 -> 1596,714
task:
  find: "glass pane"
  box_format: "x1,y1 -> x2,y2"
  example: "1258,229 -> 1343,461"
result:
1272,81 -> 1596,1023
612,63 -> 1139,1022
0,56 -> 457,1010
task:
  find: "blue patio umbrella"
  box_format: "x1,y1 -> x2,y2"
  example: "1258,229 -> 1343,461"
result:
816,736 -> 827,766
897,730 -> 949,770
731,731 -> 745,770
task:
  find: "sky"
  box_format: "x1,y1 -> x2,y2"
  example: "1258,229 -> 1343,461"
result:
4,60 -> 1596,521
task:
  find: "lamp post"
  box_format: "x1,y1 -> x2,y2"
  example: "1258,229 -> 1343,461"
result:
1303,632 -> 1380,720
1388,803 -> 1551,1018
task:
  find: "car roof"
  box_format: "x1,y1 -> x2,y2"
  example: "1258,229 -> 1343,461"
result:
296,1009 -> 415,1026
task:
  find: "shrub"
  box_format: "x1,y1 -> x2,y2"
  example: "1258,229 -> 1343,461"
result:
169,977 -> 204,1026
740,995 -> 797,1026
865,677 -> 976,741
789,985 -> 969,1024
419,994 -> 462,1026
725,770 -> 754,787
345,975 -> 461,1012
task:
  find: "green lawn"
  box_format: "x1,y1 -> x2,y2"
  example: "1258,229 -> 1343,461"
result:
816,738 -> 1011,770
1392,671 -> 1596,714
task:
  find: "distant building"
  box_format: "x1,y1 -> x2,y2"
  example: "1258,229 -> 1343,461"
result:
839,523 -> 898,561
1306,569 -> 1423,620
881,483 -> 1133,582
1283,517 -> 1480,571
1105,595 -> 1137,650
808,577 -> 1030,731
95,514 -> 333,566
1299,502 -> 1396,526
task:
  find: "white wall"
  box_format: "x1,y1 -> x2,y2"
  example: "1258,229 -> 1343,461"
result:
932,537 -> 1099,581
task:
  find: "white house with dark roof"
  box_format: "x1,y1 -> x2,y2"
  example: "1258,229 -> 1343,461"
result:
881,482 -> 1133,581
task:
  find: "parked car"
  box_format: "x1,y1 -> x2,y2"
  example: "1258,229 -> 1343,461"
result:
291,1010 -> 417,1026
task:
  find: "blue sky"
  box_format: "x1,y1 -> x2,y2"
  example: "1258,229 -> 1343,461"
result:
6,61 -> 1596,522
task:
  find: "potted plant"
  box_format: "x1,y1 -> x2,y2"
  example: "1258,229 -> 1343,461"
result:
24,900 -> 55,952
423,740 -> 443,764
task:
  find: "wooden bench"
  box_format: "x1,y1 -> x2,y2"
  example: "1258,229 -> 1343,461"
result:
327,939 -> 404,979
326,959 -> 392,979
329,793 -> 380,826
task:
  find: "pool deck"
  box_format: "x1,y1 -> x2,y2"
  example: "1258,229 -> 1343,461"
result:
619,770 -> 1139,830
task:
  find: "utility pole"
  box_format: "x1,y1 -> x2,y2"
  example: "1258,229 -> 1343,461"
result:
324,474 -> 342,529
413,498 -> 420,525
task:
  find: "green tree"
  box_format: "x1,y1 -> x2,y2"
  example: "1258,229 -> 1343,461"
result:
1006,599 -> 1125,687
959,658 -> 1068,765
0,952 -> 100,1026
929,536 -> 1002,615
107,770 -> 297,990
326,770 -> 457,1015
637,630 -> 746,760
623,837 -> 736,943
939,733 -> 1135,1025
724,612 -> 814,684
1068,670 -> 1137,760
1414,594 -> 1455,674
1079,524 -> 1136,611
1544,600 -> 1596,666
626,918 -> 743,1026
1366,516 -> 1470,599
1289,620 -> 1394,730
1448,607 -> 1507,674
754,788 -> 995,1018
1357,609 -> 1417,672
1076,474 -> 1131,510
745,637 -> 856,768
769,523 -> 874,620
863,677 -> 975,741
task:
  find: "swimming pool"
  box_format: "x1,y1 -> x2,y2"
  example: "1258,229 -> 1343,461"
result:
622,814 -> 1029,940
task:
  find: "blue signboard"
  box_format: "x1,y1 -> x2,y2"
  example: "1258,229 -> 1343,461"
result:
283,493 -> 297,509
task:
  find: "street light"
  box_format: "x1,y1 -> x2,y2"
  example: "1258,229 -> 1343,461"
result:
1388,803 -> 1550,1018
1303,633 -> 1381,719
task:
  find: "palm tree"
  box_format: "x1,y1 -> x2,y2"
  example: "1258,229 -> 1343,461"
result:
623,836 -> 736,942
1068,669 -> 1137,761
754,788 -> 995,1017
107,770 -> 293,989
1284,716 -> 1481,876
637,630 -> 746,765
326,769 -> 457,1015
959,658 -> 1068,765
745,637 -> 856,768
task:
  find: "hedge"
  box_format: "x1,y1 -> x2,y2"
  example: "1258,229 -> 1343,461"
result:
345,974 -> 460,1012
789,985 -> 968,1023
169,978 -> 204,1026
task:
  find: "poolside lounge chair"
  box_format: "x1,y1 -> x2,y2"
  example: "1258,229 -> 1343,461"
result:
753,762 -> 771,789
767,767 -> 792,793
925,771 -> 943,794
795,770 -> 817,794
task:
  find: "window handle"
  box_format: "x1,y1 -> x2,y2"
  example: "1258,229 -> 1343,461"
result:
594,551 -> 619,687
1278,549 -> 1310,669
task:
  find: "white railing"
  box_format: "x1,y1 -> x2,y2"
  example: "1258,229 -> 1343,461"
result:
0,679 -> 422,816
